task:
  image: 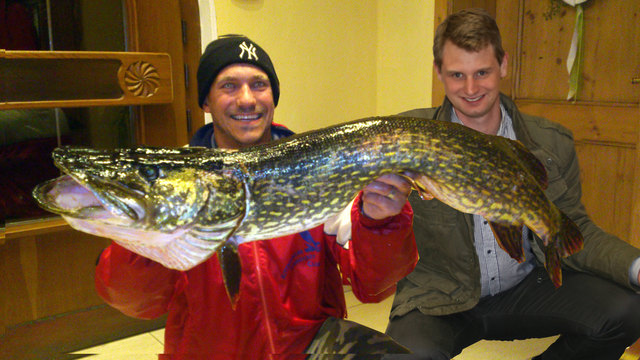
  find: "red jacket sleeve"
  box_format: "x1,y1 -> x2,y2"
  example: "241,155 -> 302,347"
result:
95,242 -> 181,319
336,192 -> 417,303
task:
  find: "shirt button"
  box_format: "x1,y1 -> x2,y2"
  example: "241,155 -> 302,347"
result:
491,277 -> 496,281
487,250 -> 492,254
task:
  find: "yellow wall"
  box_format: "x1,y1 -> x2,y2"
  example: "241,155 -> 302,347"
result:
213,1 -> 433,132
376,1 -> 433,116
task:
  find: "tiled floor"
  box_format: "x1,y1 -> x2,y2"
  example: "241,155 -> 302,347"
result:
73,288 -> 557,359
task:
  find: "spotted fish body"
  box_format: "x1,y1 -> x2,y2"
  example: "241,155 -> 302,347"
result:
33,116 -> 583,305
238,117 -> 582,273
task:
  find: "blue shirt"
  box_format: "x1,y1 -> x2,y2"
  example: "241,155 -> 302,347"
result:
452,105 -> 535,297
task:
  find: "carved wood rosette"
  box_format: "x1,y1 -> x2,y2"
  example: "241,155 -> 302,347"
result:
0,50 -> 173,110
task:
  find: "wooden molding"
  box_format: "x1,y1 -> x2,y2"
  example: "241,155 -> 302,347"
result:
0,50 -> 173,110
1,217 -> 70,245
515,101 -> 638,146
630,112 -> 640,248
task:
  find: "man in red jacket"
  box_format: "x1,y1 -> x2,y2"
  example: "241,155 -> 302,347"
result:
95,35 -> 418,359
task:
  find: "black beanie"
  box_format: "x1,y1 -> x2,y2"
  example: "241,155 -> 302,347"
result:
197,35 -> 280,108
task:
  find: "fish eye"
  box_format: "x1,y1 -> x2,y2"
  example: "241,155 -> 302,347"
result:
138,165 -> 160,181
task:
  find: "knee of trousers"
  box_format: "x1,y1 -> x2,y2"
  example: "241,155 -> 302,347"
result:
595,294 -> 640,341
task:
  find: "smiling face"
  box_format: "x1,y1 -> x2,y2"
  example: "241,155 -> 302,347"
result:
203,63 -> 275,149
436,40 -> 508,135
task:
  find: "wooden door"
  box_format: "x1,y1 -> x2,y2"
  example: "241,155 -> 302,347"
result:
434,0 -> 640,247
499,0 -> 640,247
0,1 -> 203,358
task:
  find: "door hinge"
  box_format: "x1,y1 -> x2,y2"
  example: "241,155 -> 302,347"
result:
184,64 -> 189,89
181,20 -> 187,45
186,109 -> 192,134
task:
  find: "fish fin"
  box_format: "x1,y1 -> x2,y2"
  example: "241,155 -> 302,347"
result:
398,172 -> 435,200
217,242 -> 242,310
503,139 -> 549,189
541,213 -> 583,288
488,222 -> 525,262
544,243 -> 563,288
558,212 -> 584,257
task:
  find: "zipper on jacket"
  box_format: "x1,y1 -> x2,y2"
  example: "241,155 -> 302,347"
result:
252,242 -> 276,353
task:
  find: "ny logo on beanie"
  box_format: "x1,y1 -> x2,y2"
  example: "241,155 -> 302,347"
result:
239,41 -> 258,61
198,35 -> 280,107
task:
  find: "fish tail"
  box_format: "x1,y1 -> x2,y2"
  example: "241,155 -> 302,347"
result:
544,244 -> 563,288
558,212 -> 584,257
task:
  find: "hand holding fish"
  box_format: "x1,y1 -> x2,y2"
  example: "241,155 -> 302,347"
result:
361,174 -> 412,220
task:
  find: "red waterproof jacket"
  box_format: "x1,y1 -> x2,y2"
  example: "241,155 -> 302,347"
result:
95,192 -> 416,359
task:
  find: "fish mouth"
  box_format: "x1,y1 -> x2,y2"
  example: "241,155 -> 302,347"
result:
32,174 -> 145,224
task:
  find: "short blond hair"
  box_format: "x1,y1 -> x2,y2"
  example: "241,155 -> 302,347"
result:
433,8 -> 505,69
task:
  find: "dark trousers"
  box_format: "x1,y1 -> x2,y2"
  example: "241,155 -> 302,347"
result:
385,267 -> 640,360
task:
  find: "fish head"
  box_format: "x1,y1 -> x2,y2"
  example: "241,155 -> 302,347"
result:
33,146 -> 247,239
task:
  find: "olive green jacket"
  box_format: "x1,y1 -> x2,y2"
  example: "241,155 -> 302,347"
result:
390,94 -> 640,318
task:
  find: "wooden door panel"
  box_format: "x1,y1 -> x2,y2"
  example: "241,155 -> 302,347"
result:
516,0 -> 640,103
517,102 -> 637,145
0,51 -> 172,109
495,1 -> 640,245
1,230 -> 110,327
576,143 -> 635,241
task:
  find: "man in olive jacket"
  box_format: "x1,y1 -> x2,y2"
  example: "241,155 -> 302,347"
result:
385,9 -> 640,360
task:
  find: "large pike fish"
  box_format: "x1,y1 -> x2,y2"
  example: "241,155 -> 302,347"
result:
33,116 -> 583,305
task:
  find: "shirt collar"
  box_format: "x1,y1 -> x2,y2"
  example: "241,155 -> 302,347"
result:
450,103 -> 516,141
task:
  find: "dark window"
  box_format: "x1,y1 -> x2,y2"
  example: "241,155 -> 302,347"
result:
1,0 -> 132,226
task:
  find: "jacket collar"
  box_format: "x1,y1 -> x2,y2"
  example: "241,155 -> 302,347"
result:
209,123 -> 295,149
435,93 -> 540,151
